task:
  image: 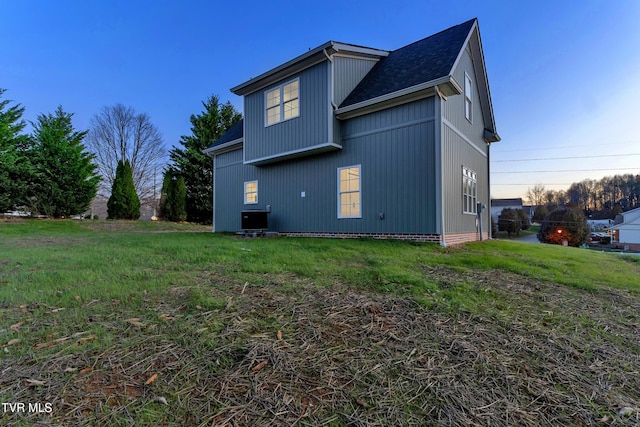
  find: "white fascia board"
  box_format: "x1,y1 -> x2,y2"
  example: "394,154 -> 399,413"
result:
231,42 -> 388,97
330,42 -> 389,59
202,138 -> 243,157
244,142 -> 342,166
231,42 -> 333,96
335,76 -> 460,120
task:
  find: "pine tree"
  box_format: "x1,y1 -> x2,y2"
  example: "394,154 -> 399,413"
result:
107,159 -> 140,219
169,95 -> 241,224
28,106 -> 100,217
0,89 -> 31,212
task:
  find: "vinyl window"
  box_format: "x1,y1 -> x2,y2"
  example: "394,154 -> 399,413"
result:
265,79 -> 299,126
464,73 -> 473,122
338,165 -> 361,218
244,180 -> 258,204
463,167 -> 477,214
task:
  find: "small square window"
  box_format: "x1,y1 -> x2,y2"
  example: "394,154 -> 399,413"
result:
244,181 -> 258,204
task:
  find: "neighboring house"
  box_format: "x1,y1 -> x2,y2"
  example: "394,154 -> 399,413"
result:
611,207 -> 640,251
490,198 -> 523,223
204,18 -> 500,246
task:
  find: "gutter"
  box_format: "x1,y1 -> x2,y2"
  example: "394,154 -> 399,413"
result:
335,76 -> 462,120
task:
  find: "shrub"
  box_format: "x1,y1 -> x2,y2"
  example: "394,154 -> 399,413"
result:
537,207 -> 590,247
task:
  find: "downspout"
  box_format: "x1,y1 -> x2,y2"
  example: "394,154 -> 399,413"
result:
211,154 -> 216,232
323,48 -> 336,145
486,141 -> 491,240
434,87 -> 446,246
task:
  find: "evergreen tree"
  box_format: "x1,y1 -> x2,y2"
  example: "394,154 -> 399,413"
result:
107,159 -> 140,219
169,95 -> 241,224
28,106 -> 100,217
158,169 -> 187,222
0,89 -> 31,212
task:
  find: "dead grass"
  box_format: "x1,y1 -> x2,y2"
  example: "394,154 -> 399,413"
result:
2,267 -> 639,426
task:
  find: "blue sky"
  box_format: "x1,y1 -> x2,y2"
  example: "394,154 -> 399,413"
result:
1,0 -> 639,200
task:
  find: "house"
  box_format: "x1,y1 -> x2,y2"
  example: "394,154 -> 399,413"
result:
204,18 -> 500,246
611,207 -> 640,251
490,198 -> 523,223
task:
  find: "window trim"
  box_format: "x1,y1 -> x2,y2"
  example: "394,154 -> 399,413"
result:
464,72 -> 472,123
462,166 -> 477,215
337,165 -> 362,219
264,78 -> 300,127
244,180 -> 258,205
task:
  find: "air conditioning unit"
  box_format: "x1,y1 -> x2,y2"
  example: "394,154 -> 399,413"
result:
241,210 -> 269,231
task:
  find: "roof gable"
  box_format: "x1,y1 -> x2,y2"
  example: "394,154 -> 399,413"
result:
340,19 -> 475,108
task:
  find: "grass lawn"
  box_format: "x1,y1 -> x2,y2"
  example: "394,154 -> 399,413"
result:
1,219 -> 639,426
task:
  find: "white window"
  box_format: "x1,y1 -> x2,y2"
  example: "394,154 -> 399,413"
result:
244,180 -> 258,204
338,165 -> 361,218
265,79 -> 299,126
463,167 -> 477,214
464,73 -> 472,122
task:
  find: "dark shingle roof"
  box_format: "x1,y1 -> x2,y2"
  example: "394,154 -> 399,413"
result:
206,119 -> 243,151
339,19 -> 475,108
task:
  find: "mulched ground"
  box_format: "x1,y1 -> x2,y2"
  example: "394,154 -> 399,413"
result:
2,265 -> 639,426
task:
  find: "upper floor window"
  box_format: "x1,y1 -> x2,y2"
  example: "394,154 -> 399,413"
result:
464,73 -> 472,122
244,180 -> 258,204
338,165 -> 361,218
265,79 -> 299,126
462,166 -> 477,214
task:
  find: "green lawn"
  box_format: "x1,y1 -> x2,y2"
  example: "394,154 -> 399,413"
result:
1,219 -> 639,426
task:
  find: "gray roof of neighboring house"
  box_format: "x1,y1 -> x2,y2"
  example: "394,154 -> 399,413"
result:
340,18 -> 476,108
491,198 -> 523,207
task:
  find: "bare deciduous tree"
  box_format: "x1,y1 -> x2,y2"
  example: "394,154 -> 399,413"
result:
525,184 -> 546,206
87,104 -> 165,203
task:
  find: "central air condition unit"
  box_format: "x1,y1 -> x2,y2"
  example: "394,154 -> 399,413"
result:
241,210 -> 269,231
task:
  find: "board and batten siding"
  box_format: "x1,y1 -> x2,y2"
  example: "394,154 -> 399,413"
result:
332,55 -> 380,106
243,61 -> 330,164
213,148 -> 255,231
213,98 -> 438,234
442,45 -> 489,157
440,42 -> 490,237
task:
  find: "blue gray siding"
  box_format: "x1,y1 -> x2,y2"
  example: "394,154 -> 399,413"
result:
440,44 -> 490,235
214,98 -> 438,234
333,55 -> 380,106
243,61 -> 332,164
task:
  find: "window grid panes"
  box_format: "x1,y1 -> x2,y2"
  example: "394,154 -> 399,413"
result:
465,73 -> 472,122
244,181 -> 258,204
338,166 -> 361,218
463,167 -> 477,214
265,79 -> 299,125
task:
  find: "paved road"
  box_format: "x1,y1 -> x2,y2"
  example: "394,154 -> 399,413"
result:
517,234 -> 540,243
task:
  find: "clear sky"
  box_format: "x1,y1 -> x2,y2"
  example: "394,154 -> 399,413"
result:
1,0 -> 639,201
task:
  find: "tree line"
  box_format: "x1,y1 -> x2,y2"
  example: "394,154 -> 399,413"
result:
526,174 -> 640,221
1,88 -> 241,223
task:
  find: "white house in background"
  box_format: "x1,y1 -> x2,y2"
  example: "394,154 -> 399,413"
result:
490,198 -> 523,223
611,207 -> 640,251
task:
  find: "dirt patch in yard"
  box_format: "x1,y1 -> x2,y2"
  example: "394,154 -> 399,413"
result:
1,269 -> 639,426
